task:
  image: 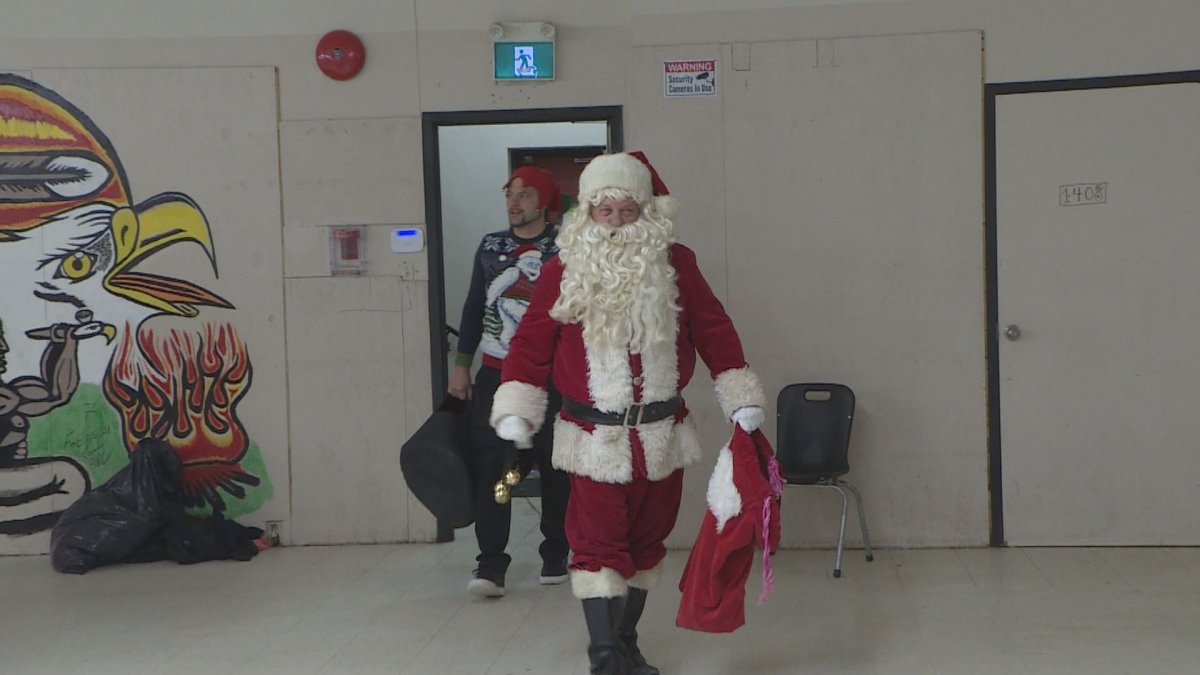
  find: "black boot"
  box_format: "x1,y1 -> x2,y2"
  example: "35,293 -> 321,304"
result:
582,597 -> 633,675
617,588 -> 660,675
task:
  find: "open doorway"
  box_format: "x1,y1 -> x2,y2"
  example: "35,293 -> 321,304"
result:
421,107 -> 622,405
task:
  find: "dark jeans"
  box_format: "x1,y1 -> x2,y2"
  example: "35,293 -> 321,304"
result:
470,366 -> 569,579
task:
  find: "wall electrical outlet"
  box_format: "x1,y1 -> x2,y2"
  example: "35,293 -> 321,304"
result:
265,521 -> 282,547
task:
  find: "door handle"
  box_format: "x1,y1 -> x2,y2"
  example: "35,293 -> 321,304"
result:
1003,324 -> 1021,341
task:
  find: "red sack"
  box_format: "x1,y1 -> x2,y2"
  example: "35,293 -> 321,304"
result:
676,427 -> 782,633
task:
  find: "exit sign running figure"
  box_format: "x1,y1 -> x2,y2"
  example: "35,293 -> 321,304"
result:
494,42 -> 555,80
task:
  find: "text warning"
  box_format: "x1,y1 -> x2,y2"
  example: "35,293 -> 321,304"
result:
664,60 -> 717,98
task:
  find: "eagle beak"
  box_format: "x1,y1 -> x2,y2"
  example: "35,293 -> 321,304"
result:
101,323 -> 117,344
103,193 -> 233,317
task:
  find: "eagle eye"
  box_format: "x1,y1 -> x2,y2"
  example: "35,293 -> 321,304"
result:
55,251 -> 98,282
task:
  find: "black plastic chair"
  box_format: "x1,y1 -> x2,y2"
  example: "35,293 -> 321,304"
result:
776,383 -> 873,578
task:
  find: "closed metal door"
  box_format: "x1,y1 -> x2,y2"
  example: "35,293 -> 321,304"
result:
996,80 -> 1200,544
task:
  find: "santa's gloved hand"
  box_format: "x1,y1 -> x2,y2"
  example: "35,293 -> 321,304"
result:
731,406 -> 765,433
494,415 -> 534,449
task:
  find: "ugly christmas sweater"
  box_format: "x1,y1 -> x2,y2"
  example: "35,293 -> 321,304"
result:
455,227 -> 558,369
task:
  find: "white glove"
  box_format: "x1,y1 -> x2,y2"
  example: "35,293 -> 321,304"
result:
731,406 -> 765,433
494,415 -> 534,449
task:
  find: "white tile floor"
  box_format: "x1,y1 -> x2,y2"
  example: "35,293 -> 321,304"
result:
3,501 -> 1199,675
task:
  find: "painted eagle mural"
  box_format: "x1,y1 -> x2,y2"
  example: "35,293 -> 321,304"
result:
0,74 -> 269,536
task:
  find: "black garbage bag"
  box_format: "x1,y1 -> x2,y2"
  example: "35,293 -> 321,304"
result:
400,395 -> 474,529
130,511 -> 264,565
166,512 -> 264,564
50,438 -> 182,574
50,438 -> 265,573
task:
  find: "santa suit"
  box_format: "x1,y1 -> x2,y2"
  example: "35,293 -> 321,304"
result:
492,241 -> 764,599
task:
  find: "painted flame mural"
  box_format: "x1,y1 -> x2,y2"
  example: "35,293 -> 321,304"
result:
0,73 -> 272,538
105,323 -> 259,512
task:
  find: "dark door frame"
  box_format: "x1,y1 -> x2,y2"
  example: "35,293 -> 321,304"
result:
984,70 -> 1200,546
507,144 -> 608,171
421,106 -> 623,408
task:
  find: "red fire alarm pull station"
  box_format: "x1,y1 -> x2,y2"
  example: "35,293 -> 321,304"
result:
329,225 -> 366,275
316,30 -> 366,80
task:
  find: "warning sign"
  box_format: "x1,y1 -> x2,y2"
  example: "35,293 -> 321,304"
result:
664,60 -> 717,98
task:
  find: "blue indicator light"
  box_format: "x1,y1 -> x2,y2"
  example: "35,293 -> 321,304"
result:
394,229 -> 420,237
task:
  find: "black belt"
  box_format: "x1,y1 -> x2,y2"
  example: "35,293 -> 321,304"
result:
561,397 -> 682,427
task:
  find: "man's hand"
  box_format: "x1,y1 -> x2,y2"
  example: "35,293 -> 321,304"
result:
494,415 -> 533,449
448,365 -> 473,400
732,406 -> 765,433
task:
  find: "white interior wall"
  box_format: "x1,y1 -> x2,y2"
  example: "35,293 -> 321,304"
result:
0,1 -> 415,37
1,0 -> 1197,548
439,122 -> 608,335
6,1 -> 1198,84
632,0 -> 1200,83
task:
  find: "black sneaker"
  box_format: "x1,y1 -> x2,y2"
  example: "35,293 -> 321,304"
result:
539,557 -> 569,585
468,569 -> 506,598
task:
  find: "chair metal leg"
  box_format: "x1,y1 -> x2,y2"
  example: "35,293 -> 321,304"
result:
829,482 -> 849,578
787,480 -> 868,578
841,480 -> 874,563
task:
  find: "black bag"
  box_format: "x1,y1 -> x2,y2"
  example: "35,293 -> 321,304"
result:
50,438 -> 182,574
401,395 -> 474,529
50,438 -> 264,573
134,511 -> 263,565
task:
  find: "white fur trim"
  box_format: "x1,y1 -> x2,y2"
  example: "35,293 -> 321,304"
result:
583,340 -> 633,413
553,414 -> 703,484
578,154 -> 653,206
638,333 -> 680,404
706,444 -> 741,534
554,417 -> 632,483
580,295 -> 680,413
714,367 -> 766,420
571,566 -> 628,599
638,414 -> 702,481
628,560 -> 665,590
490,381 -> 550,430
654,194 -> 678,221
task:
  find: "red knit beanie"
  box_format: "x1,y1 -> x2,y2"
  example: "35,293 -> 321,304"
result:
504,166 -> 563,212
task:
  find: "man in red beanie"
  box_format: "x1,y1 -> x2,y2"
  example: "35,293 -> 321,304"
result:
448,165 -> 570,598
490,152 -> 765,674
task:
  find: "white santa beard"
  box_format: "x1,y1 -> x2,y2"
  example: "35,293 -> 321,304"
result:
552,212 -> 679,354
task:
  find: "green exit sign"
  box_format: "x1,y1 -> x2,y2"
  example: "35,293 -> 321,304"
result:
494,42 -> 555,80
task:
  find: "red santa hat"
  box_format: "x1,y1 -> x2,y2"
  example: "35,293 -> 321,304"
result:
577,151 -> 679,220
676,427 -> 783,634
505,165 -> 563,212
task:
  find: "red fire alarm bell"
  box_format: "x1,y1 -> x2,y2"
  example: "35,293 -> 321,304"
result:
316,30 -> 366,81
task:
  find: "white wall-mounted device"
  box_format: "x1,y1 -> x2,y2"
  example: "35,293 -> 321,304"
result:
391,227 -> 425,253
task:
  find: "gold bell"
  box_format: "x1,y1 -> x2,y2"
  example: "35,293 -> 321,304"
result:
503,468 -> 522,487
493,481 -> 511,504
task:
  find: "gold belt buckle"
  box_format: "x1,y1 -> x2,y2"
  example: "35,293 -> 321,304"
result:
623,403 -> 646,427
